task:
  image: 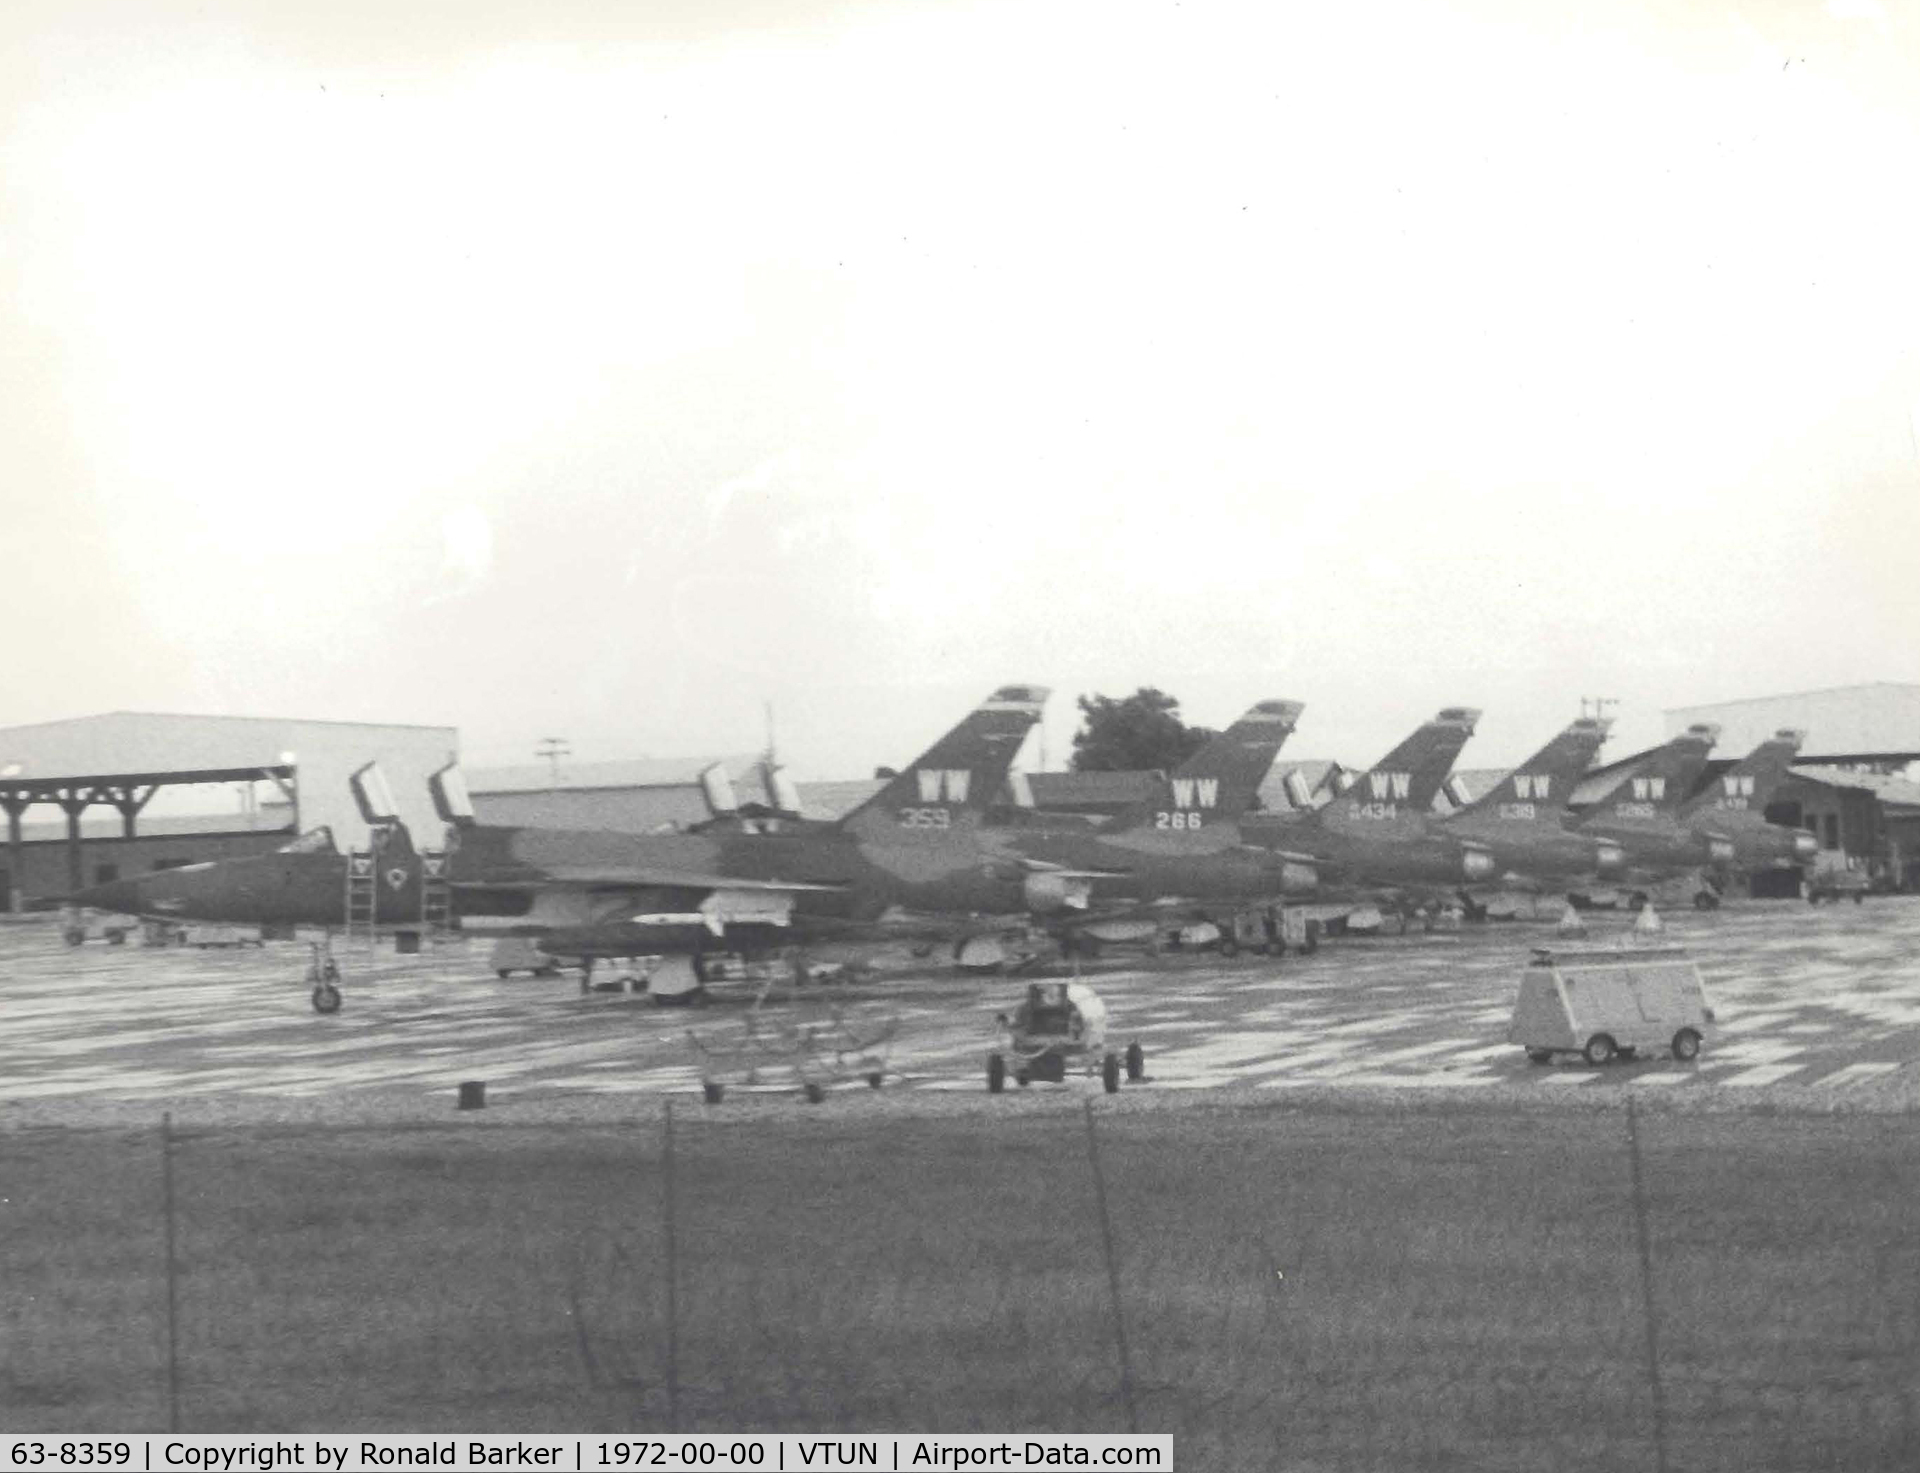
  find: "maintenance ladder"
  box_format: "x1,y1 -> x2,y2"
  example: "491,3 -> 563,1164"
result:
420,849 -> 454,941
345,848 -> 380,953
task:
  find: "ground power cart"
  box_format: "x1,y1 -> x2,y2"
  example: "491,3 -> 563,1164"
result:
1509,945 -> 1717,1066
987,981 -> 1145,1094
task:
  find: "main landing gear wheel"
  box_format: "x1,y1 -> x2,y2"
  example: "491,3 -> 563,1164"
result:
1583,1033 -> 1617,1067
987,1053 -> 1006,1094
1217,935 -> 1240,959
1125,1042 -> 1145,1082
1671,1028 -> 1702,1062
311,981 -> 343,1015
703,1082 -> 725,1105
1102,1052 -> 1121,1094
1526,1049 -> 1554,1065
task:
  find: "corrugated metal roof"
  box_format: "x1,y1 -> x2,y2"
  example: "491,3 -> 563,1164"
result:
1665,684 -> 1920,760
1788,766 -> 1920,809
465,754 -> 764,795
0,711 -> 455,782
793,778 -> 886,821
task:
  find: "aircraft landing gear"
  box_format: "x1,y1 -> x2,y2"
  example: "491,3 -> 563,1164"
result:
307,943 -> 344,1014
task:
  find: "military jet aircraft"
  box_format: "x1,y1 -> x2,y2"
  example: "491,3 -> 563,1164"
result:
1235,707 -> 1499,900
1674,727 -> 1820,879
1435,715 -> 1627,895
973,698 -> 1318,921
1568,722 -> 1727,906
74,686 -> 1058,1010
982,705 -> 1500,953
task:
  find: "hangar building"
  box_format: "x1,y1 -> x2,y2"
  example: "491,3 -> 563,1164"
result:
1664,683 -> 1920,889
0,713 -> 457,909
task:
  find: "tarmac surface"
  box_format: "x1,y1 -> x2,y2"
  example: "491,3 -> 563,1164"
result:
3,896 -> 1917,1113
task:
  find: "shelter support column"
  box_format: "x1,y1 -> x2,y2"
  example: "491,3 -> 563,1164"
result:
58,790 -> 90,896
110,784 -> 158,839
2,795 -> 28,913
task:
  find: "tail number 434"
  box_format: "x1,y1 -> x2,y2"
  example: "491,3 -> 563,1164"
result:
899,807 -> 952,829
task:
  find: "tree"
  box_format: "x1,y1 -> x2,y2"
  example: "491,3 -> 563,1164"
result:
1070,688 -> 1217,772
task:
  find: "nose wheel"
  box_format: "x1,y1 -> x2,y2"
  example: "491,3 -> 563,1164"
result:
307,944 -> 344,1014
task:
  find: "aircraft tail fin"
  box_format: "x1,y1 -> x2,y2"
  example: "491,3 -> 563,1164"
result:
1108,699 -> 1303,830
1319,707 -> 1480,823
1585,723 -> 1720,822
1678,728 -> 1805,819
839,685 -> 1049,837
1457,716 -> 1612,816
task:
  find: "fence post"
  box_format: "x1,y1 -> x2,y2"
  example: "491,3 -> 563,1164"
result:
1082,1101 -> 1138,1433
1625,1095 -> 1670,1473
663,1098 -> 679,1433
161,1111 -> 181,1433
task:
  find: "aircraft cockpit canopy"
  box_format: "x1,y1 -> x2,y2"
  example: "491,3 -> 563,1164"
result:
760,762 -> 803,815
700,762 -> 740,817
350,762 -> 400,825
429,762 -> 477,827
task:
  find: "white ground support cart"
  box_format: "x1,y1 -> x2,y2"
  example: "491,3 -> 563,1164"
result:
1508,944 -> 1718,1066
987,980 -> 1145,1094
688,1000 -> 900,1105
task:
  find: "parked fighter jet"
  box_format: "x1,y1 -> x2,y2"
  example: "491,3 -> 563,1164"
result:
1570,722 -> 1726,906
1236,707 -> 1499,896
1436,715 -> 1626,890
974,698 -> 1318,923
1675,728 -> 1819,876
75,686 -> 1059,1010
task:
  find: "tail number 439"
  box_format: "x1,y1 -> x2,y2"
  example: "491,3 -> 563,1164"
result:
899,807 -> 952,829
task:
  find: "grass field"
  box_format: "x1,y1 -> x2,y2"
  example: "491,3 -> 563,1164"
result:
3,1096 -> 1916,1471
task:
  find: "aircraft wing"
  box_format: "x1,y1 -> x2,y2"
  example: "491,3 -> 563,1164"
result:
1015,858 -> 1134,880
453,870 -> 846,894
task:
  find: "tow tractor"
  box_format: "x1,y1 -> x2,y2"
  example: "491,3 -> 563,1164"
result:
986,980 -> 1145,1094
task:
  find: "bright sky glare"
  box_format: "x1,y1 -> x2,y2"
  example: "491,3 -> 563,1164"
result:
3,0 -> 1917,779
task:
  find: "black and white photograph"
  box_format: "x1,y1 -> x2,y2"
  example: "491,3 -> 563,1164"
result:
3,1 -> 1918,1467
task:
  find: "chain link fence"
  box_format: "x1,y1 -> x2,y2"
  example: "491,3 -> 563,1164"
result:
3,1099 -> 1915,1471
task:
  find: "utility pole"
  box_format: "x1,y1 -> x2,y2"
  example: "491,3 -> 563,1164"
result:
535,737 -> 571,787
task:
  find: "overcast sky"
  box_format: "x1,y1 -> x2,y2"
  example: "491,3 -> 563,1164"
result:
4,0 -> 1916,783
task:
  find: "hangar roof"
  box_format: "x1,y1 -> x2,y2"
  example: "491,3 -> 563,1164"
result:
0,711 -> 454,786
465,754 -> 764,795
1665,683 -> 1920,762
1788,766 -> 1920,813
